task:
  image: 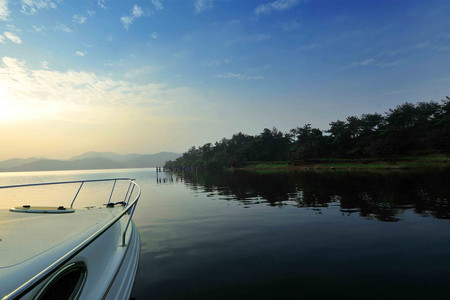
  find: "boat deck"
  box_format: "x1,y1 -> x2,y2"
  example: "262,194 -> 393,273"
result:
0,207 -> 120,268
0,178 -> 141,299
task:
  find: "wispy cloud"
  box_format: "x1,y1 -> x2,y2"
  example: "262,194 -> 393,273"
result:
73,14 -> 87,24
247,64 -> 271,73
6,24 -> 20,32
150,32 -> 158,39
120,16 -> 133,29
106,34 -> 113,42
377,60 -> 402,68
41,60 -> 49,69
380,89 -> 417,96
0,35 -> 5,44
0,56 -> 177,110
87,9 -> 95,17
217,73 -> 264,80
203,58 -> 231,67
151,0 -> 163,11
438,77 -> 450,82
0,0 -> 10,21
125,65 -> 155,78
255,0 -> 304,16
173,51 -> 186,59
21,0 -> 57,15
104,59 -> 124,67
75,51 -> 86,56
247,34 -> 271,42
121,4 -> 144,29
4,31 -> 22,44
351,58 -> 374,67
387,42 -> 429,56
296,43 -> 322,51
194,0 -> 213,14
98,0 -> 107,10
32,25 -> 45,32
436,46 -> 450,52
281,20 -> 300,31
132,4 -> 143,17
56,24 -> 72,33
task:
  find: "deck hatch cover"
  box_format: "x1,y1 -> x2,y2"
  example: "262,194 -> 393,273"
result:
10,206 -> 75,214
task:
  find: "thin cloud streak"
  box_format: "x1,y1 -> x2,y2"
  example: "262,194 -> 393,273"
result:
380,89 -> 418,96
32,25 -> 45,32
0,0 -> 9,21
98,0 -> 107,10
121,4 -> 144,29
351,58 -> 374,67
255,0 -> 304,16
217,73 -> 264,80
194,0 -> 213,14
151,0 -> 163,11
4,31 -> 22,44
21,0 -> 57,15
56,24 -> 72,33
296,43 -> 322,51
0,56 -> 180,110
247,34 -> 271,42
73,14 -> 87,24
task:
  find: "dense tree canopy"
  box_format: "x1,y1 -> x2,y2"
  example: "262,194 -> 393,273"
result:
165,97 -> 450,169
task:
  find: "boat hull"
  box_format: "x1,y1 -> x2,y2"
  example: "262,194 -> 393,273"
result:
1,214 -> 140,300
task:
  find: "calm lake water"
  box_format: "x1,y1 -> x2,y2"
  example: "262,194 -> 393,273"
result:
1,168 -> 449,299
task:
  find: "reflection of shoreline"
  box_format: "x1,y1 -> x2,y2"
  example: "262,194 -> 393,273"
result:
237,159 -> 450,172
176,169 -> 450,222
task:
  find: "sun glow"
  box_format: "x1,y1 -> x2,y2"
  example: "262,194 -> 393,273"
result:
0,91 -> 64,122
0,93 -> 21,121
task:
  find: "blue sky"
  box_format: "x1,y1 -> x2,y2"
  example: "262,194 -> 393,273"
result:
0,0 -> 449,159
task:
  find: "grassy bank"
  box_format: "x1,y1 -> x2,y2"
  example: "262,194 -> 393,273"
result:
240,155 -> 450,172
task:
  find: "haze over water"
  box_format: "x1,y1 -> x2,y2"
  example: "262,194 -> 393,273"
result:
1,168 -> 449,299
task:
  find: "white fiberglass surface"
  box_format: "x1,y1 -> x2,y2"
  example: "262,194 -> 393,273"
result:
0,208 -> 117,267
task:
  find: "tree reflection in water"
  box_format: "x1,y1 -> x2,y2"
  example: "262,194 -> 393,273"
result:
160,169 -> 450,222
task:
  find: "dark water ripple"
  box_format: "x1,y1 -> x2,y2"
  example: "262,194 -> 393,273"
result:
164,169 -> 450,222
135,169 -> 450,299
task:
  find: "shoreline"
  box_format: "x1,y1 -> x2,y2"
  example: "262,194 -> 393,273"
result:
238,157 -> 450,172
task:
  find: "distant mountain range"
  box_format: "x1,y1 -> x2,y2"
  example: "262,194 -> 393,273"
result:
0,152 -> 181,172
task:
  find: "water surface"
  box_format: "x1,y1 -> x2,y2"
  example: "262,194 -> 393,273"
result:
1,168 -> 449,299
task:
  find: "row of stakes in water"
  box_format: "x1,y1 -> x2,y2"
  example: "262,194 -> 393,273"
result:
156,166 -> 199,172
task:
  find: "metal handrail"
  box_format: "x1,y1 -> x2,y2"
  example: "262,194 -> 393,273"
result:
1,178 -> 141,300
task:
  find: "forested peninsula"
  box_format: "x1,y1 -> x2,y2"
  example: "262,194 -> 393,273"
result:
165,97 -> 450,170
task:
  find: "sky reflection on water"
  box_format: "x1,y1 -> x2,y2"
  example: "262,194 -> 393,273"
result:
132,168 -> 450,299
1,168 -> 449,299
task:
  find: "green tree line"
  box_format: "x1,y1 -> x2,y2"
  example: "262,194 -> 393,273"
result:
165,97 -> 450,169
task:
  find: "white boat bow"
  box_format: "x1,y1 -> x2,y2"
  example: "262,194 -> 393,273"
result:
0,178 -> 141,300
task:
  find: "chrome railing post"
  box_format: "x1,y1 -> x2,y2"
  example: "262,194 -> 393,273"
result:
121,201 -> 138,247
126,184 -> 135,206
123,182 -> 132,205
70,182 -> 84,208
107,179 -> 117,203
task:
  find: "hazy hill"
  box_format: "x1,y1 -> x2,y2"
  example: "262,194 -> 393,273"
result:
0,151 -> 181,172
0,157 -> 42,169
7,157 -> 122,172
126,152 -> 182,167
68,151 -> 143,162
69,151 -> 181,167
